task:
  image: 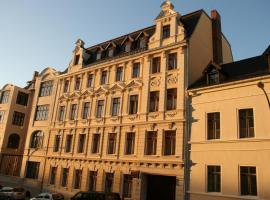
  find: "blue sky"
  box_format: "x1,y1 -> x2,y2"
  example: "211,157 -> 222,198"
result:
0,0 -> 269,88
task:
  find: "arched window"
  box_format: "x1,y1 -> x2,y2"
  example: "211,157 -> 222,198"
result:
30,131 -> 43,149
7,134 -> 20,149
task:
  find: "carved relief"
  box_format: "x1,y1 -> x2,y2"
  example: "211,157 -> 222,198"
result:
150,76 -> 161,87
167,74 -> 178,85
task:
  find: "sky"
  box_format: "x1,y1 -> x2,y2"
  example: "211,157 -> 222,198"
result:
0,0 -> 269,88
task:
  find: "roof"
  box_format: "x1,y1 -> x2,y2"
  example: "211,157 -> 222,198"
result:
189,53 -> 270,89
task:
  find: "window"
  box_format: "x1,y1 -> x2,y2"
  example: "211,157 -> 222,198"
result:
35,105 -> 49,121
74,55 -> 80,65
125,132 -> 135,155
151,57 -> 161,74
82,102 -> 90,119
74,77 -> 81,91
125,43 -> 132,52
115,67 -> 123,82
167,88 -> 177,110
107,133 -> 117,154
16,92 -> 29,106
49,167 -> 57,185
65,135 -> 73,153
0,91 -> 10,104
104,173 -> 114,193
168,53 -> 177,70
77,134 -> 86,153
129,95 -> 138,115
207,166 -> 221,192
239,109 -> 254,138
61,168 -> 69,187
145,131 -> 157,155
74,169 -> 82,189
149,91 -> 159,112
132,63 -> 140,78
87,74 -> 94,88
88,171 -> 97,191
96,100 -> 104,118
96,51 -> 102,60
240,166 -> 257,196
111,97 -> 120,116
30,131 -> 43,149
39,81 -> 53,97
162,25 -> 170,39
123,174 -> 133,198
0,111 -> 5,123
108,48 -> 114,57
207,69 -> 219,85
58,106 -> 65,121
53,135 -> 61,152
7,134 -> 20,149
69,104 -> 77,120
12,111 -> 25,126
164,130 -> 176,155
25,161 -> 40,179
139,38 -> 146,48
207,112 -> 220,140
92,134 -> 100,154
63,80 -> 69,93
101,71 -> 107,85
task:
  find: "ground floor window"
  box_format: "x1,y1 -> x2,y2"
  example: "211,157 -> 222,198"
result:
240,166 -> 257,196
105,172 -> 114,193
74,169 -> 82,189
207,165 -> 221,192
123,174 -> 133,198
25,161 -> 40,179
49,167 -> 57,185
88,171 -> 97,191
61,168 -> 69,187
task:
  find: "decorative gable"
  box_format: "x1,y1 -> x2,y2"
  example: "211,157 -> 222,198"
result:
125,80 -> 143,89
110,83 -> 126,93
94,86 -> 109,96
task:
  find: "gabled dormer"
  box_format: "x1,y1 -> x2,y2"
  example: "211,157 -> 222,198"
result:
149,0 -> 185,49
203,62 -> 222,85
105,42 -> 117,58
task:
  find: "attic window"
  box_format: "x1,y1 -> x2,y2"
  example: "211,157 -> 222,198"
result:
108,48 -> 114,57
96,51 -> 102,60
207,69 -> 219,85
139,38 -> 146,48
162,25 -> 170,39
74,55 -> 80,65
125,42 -> 132,52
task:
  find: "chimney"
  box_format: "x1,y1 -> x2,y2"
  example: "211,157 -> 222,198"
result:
32,71 -> 39,80
211,10 -> 223,64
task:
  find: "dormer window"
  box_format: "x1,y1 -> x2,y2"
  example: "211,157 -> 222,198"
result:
139,38 -> 146,49
207,69 -> 219,85
74,55 -> 80,65
96,51 -> 102,60
162,25 -> 170,39
125,42 -> 132,52
108,48 -> 114,57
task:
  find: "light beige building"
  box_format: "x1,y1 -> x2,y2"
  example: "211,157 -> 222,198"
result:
188,48 -> 270,200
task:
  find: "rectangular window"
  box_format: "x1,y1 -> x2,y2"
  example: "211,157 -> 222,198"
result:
58,106 -> 65,121
12,111 -> 25,126
82,102 -> 90,119
16,92 -> 29,106
69,104 -> 77,120
96,100 -> 104,118
61,168 -> 69,187
35,105 -> 49,121
162,25 -> 170,39
167,88 -> 177,110
101,71 -> 107,85
39,81 -> 53,97
74,77 -> 81,91
53,135 -> 61,152
0,91 -> 10,104
74,55 -> 80,65
207,165 -> 221,192
164,130 -> 176,155
151,57 -> 161,74
145,131 -> 157,155
77,134 -> 86,153
149,91 -> 159,112
92,134 -> 100,154
25,161 -> 40,179
167,53 -> 177,70
207,112 -> 220,140
111,97 -> 120,116
240,166 -> 257,196
116,67 -> 123,82
0,111 -> 5,123
129,95 -> 138,115
105,173 -> 114,193
239,109 -> 255,138
125,132 -> 135,155
65,135 -> 73,153
132,63 -> 140,78
123,174 -> 133,198
49,167 -> 57,185
107,133 -> 117,154
108,48 -> 114,57
125,43 -> 132,52
63,80 -> 69,93
88,171 -> 97,191
208,71 -> 219,85
73,169 -> 82,189
87,74 -> 94,88
139,38 -> 146,49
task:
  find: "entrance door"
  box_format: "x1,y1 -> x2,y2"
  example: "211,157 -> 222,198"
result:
146,175 -> 176,200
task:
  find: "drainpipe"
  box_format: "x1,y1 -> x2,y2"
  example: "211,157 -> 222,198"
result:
257,81 -> 270,108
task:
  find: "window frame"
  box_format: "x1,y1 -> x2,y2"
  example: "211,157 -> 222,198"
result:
238,108 -> 255,139
128,94 -> 139,115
